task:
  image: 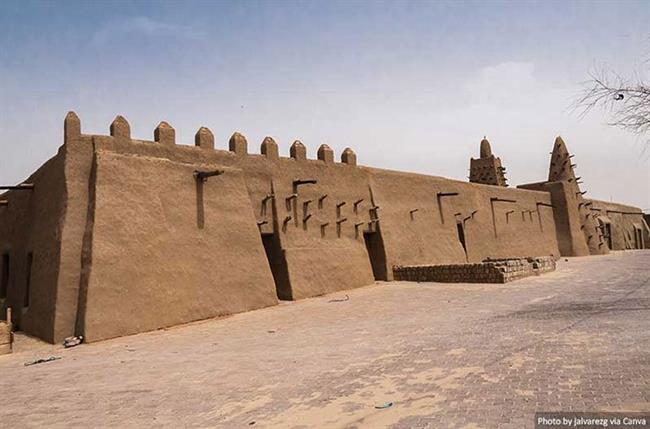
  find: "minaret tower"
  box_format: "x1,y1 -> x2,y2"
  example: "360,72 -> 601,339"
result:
549,136 -> 607,255
469,138 -> 508,186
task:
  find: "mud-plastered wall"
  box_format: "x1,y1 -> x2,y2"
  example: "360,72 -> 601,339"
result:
54,113 -> 95,342
76,147 -> 278,341
367,168 -> 560,275
210,138 -> 377,300
519,137 -> 611,257
83,123 -> 378,302
72,121 -> 280,341
0,150 -> 67,342
519,181 -> 590,257
68,116 -> 381,340
3,112 -> 641,344
240,150 -> 376,300
587,199 -> 648,250
547,137 -> 607,255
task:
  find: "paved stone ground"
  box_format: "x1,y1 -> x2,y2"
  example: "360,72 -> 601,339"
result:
0,251 -> 648,428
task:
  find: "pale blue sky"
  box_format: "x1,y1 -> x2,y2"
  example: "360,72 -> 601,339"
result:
1,0 -> 649,208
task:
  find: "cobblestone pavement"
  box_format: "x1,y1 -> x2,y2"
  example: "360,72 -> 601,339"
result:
0,251 -> 648,428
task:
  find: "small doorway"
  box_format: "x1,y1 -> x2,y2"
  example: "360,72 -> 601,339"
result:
634,227 -> 644,249
363,230 -> 388,281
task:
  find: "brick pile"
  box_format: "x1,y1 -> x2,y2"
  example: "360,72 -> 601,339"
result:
393,256 -> 556,284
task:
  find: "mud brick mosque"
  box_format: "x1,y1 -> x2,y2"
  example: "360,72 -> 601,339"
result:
0,112 -> 647,344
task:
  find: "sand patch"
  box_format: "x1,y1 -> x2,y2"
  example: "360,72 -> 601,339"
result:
559,330 -> 607,353
481,374 -> 500,383
528,295 -> 556,304
261,375 -> 446,428
446,348 -> 466,356
214,394 -> 274,421
405,367 -> 446,385
562,364 -> 585,370
260,366 -> 482,427
515,389 -> 534,397
558,379 -> 581,389
504,352 -> 535,370
433,367 -> 484,390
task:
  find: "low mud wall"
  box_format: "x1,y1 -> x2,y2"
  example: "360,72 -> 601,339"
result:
393,256 -> 556,283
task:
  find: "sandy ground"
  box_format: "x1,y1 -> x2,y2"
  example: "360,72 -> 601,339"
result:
1,251 -> 649,428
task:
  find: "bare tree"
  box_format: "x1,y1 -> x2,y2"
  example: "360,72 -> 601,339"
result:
574,68 -> 650,137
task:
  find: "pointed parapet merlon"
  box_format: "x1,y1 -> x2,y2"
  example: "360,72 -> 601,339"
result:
154,121 -> 176,145
229,132 -> 248,155
64,111 -> 81,144
480,137 -> 492,158
317,144 -> 334,163
341,147 -> 357,166
110,115 -> 131,140
261,137 -> 279,159
290,140 -> 307,160
195,127 -> 214,150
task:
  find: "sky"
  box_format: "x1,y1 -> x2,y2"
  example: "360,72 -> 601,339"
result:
1,0 -> 649,209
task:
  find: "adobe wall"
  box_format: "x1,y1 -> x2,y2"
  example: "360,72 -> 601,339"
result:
549,137 -> 608,256
264,158 -> 376,300
519,137 -> 611,257
367,169 -> 559,276
231,144 -> 377,301
71,119 -> 378,340
54,114 -> 95,342
76,149 -> 279,341
0,113 -> 97,343
67,116 -> 563,341
0,150 -> 67,342
519,181 -> 590,256
587,199 -> 649,250
0,113 -> 642,344
82,125 -> 377,302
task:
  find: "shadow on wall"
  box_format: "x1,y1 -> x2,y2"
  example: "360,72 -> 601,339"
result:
261,233 -> 292,300
363,226 -> 388,281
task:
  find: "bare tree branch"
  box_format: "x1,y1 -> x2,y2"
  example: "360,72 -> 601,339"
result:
572,67 -> 650,137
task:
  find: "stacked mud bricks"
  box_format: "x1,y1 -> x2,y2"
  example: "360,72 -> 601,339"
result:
393,256 -> 556,284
